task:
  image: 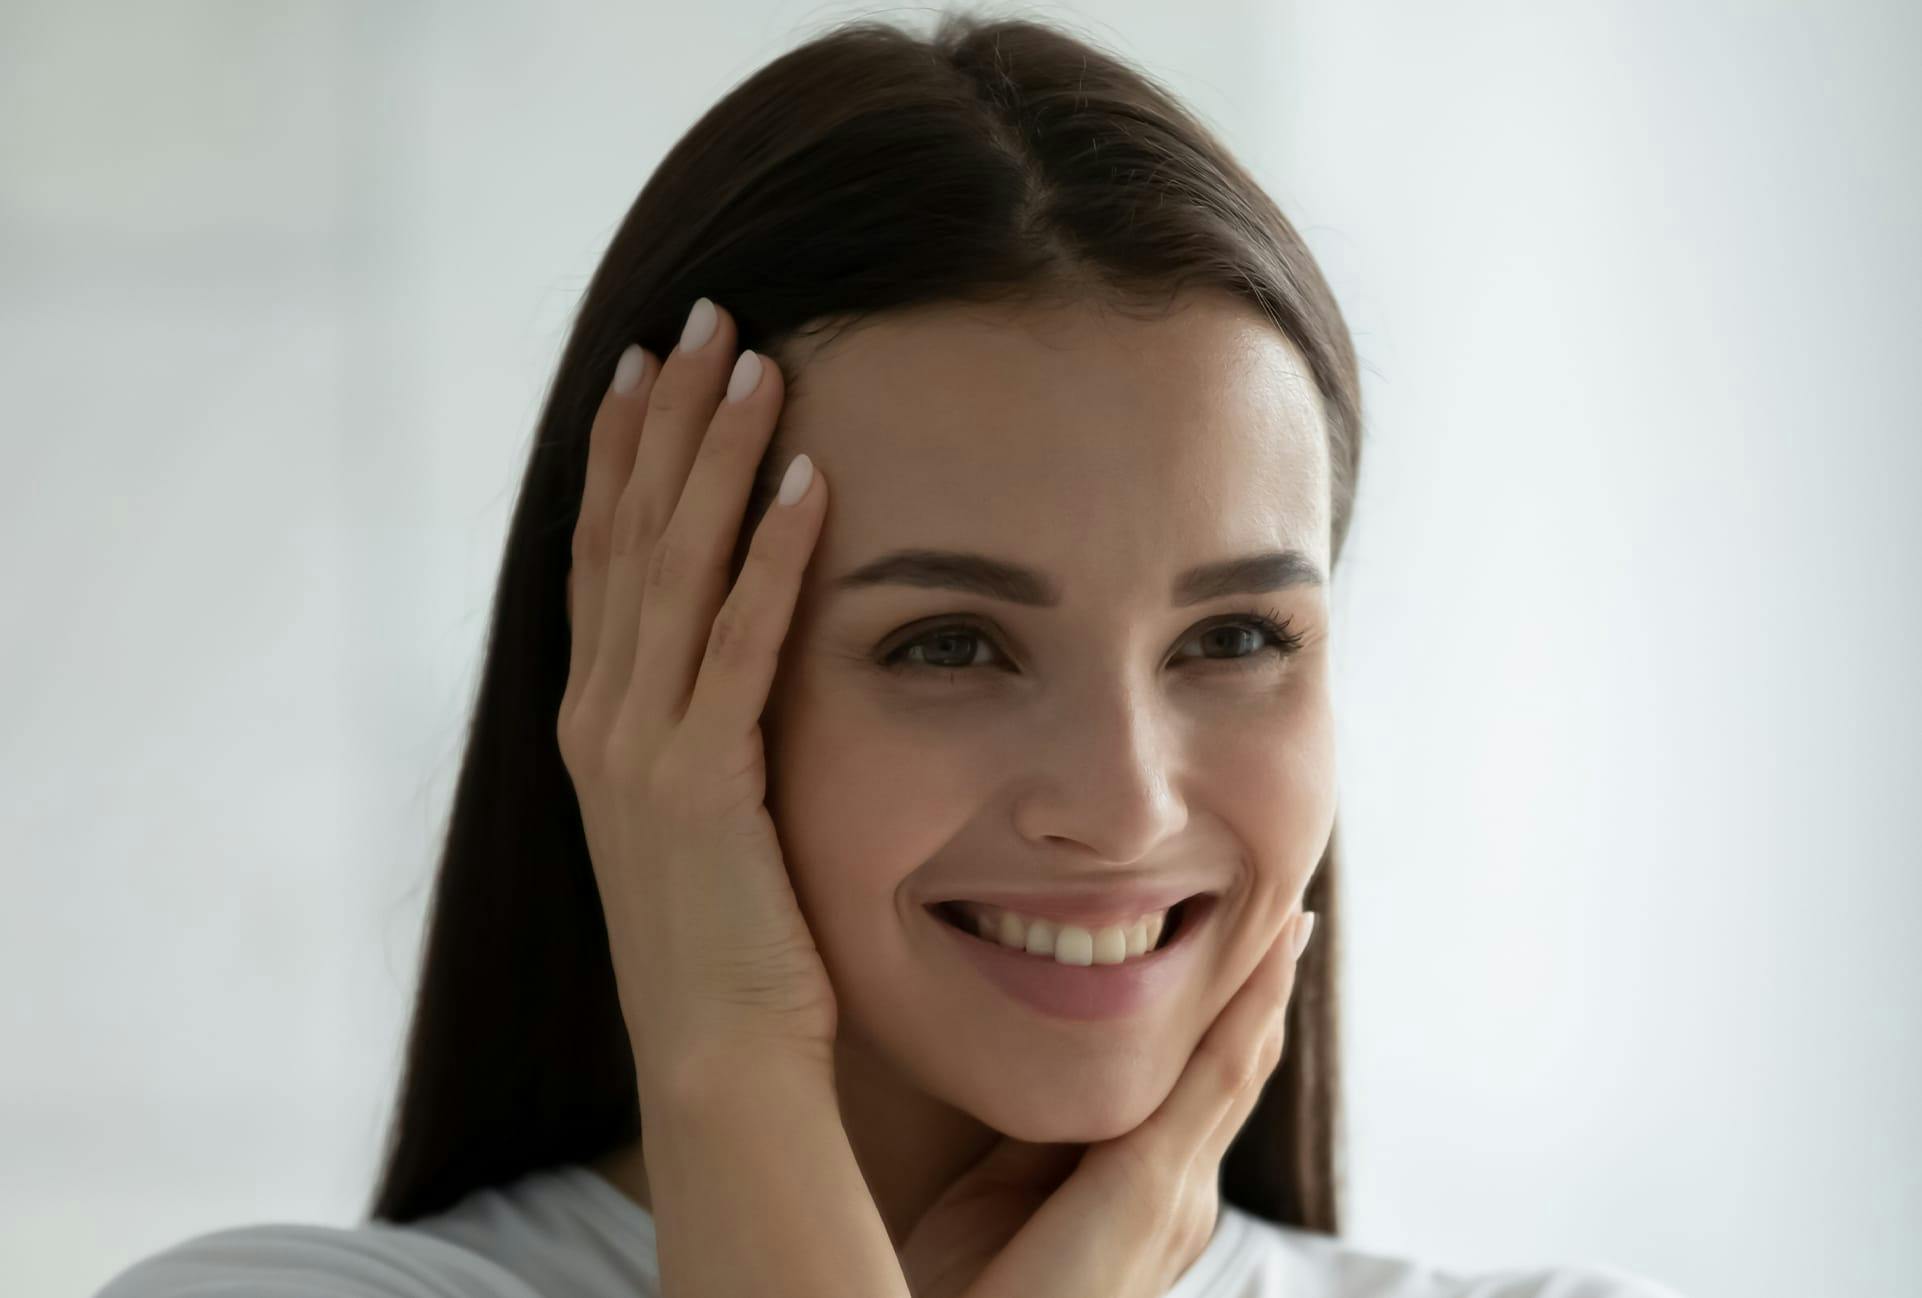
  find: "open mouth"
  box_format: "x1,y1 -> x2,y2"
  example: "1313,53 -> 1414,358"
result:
925,893 -> 1211,959
922,892 -> 1221,1020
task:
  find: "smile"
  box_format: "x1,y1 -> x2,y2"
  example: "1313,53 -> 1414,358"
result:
927,895 -> 1201,965
923,893 -> 1220,1021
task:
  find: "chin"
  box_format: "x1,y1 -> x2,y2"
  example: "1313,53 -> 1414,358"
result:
956,1064 -> 1168,1144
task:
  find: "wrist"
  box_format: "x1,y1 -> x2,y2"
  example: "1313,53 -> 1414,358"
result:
637,1036 -> 837,1117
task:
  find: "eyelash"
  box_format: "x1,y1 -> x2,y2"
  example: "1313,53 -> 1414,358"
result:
878,606 -> 1307,679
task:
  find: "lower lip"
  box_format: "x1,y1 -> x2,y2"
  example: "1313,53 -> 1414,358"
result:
925,895 -> 1219,1022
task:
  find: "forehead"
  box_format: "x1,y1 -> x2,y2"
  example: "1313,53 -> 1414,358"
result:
777,294 -> 1331,605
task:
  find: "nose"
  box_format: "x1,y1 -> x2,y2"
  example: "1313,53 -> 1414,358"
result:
1009,686 -> 1189,861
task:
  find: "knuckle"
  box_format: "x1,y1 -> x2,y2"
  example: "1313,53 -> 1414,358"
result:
1209,1040 -> 1261,1095
705,600 -> 758,667
646,382 -> 687,420
557,716 -> 604,782
612,493 -> 660,559
571,513 -> 609,568
643,528 -> 689,593
693,416 -> 737,465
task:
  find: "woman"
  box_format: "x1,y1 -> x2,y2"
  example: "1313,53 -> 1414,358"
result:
98,12 -> 1683,1298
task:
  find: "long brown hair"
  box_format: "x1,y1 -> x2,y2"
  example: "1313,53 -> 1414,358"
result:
369,8 -> 1363,1237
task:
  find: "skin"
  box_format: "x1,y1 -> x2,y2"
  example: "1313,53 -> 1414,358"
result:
592,289 -> 1338,1253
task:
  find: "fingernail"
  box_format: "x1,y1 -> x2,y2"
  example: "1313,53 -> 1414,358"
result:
1289,911 -> 1316,960
776,453 -> 814,507
681,297 -> 717,351
612,344 -> 647,395
726,350 -> 763,403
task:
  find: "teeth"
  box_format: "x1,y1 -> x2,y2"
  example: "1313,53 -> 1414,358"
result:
950,901 -> 1176,966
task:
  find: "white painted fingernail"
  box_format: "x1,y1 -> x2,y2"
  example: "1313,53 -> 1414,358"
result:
776,453 -> 814,507
1289,911 -> 1316,960
612,344 -> 646,395
680,297 -> 717,351
726,350 -> 763,403
1291,915 -> 1322,965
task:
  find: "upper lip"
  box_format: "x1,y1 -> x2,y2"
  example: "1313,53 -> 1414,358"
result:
924,883 -> 1217,929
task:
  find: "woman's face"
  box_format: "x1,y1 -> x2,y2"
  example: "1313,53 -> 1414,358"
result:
761,292 -> 1336,1142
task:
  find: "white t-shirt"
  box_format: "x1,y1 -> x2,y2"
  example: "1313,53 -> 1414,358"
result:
95,1162 -> 1686,1298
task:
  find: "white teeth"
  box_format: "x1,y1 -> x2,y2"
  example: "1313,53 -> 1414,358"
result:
947,901 -> 1178,966
997,909 -> 1025,949
1024,918 -> 1061,957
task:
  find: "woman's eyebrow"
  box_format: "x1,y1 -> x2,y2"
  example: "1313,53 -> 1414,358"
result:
827,548 -> 1324,607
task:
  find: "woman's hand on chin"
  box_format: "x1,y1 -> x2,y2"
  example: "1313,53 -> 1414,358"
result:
899,909 -> 1316,1298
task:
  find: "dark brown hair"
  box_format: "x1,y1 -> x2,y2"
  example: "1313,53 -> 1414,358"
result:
368,8 -> 1363,1237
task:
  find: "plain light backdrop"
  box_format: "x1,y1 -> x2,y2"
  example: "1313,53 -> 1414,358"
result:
3,2 -> 1917,1297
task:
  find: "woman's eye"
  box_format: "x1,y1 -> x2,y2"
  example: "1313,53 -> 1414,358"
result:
887,626 -> 1005,673
879,609 -> 1307,677
1170,613 -> 1307,667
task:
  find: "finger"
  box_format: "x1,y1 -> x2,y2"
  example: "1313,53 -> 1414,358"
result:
592,297 -> 738,734
631,341 -> 789,736
565,344 -> 657,728
679,448 -> 824,777
1127,909 -> 1313,1183
1194,911 -> 1314,1170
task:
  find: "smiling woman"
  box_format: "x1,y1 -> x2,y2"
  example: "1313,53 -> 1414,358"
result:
742,297 -> 1345,1178
95,9 -> 1685,1298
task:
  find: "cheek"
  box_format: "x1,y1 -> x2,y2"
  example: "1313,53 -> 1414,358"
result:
1222,689 -> 1335,817
1191,680 -> 1337,899
764,696 -> 975,952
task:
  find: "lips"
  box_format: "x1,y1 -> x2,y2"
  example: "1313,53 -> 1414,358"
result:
927,892 -> 1222,1020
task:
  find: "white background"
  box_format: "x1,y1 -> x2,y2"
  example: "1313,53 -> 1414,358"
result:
3,2 -> 1917,1296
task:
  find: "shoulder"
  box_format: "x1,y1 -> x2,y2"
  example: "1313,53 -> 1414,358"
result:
1193,1207 -> 1688,1298
93,1165 -> 660,1298
93,1220 -> 545,1298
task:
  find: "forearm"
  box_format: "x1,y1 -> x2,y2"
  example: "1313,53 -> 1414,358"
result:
640,1050 -> 912,1298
